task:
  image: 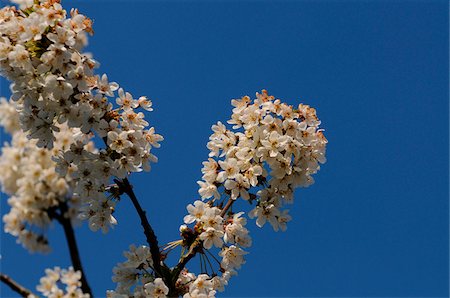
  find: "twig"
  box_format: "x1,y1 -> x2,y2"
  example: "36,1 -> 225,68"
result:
220,197 -> 235,217
53,203 -> 93,297
1,273 -> 35,297
118,178 -> 166,279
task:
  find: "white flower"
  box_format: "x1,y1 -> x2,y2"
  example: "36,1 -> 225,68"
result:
248,204 -> 280,229
244,165 -> 263,187
219,245 -> 247,270
79,198 -> 117,233
47,25 -> 76,47
184,200 -> 207,224
121,110 -> 148,129
122,244 -> 152,268
231,96 -> 250,114
224,212 -> 251,247
107,131 -> 133,153
116,88 -> 138,109
197,181 -> 220,201
216,158 -> 239,183
60,267 -> 82,288
200,208 -> 223,230
36,267 -> 87,298
19,13 -> 48,42
259,131 -> 288,158
97,74 -> 119,96
7,44 -> 31,70
199,227 -> 224,249
144,127 -> 164,148
138,96 -> 153,111
189,274 -> 214,295
201,158 -> 218,183
144,278 -> 169,298
224,174 -> 250,200
112,266 -> 139,290
114,156 -> 142,178
45,75 -> 74,100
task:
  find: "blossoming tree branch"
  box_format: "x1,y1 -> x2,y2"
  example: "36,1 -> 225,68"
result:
0,0 -> 328,297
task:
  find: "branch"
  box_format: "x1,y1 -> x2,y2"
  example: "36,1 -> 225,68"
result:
118,178 -> 167,279
54,203 -> 93,297
1,273 -> 35,297
220,197 -> 235,217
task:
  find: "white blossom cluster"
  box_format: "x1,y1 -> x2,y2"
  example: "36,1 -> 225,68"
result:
108,244 -> 170,298
0,0 -> 329,296
199,90 -> 327,231
107,202 -> 248,297
109,91 -> 327,297
36,266 -> 89,298
174,90 -> 327,296
0,97 -> 82,253
177,201 -> 249,297
0,0 -> 163,233
108,201 -> 251,298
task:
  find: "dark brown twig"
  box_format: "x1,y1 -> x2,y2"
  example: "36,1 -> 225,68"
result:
118,178 -> 168,279
1,273 -> 35,297
51,203 -> 93,297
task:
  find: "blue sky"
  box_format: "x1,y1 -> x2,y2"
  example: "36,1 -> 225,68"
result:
1,1 -> 448,297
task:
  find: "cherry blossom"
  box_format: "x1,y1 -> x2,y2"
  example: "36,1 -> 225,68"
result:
36,267 -> 89,298
0,1 -> 327,297
0,0 -> 163,233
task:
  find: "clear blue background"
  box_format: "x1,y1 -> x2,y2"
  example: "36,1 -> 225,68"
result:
1,0 -> 448,297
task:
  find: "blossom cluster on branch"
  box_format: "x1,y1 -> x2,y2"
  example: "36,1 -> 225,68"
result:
0,0 -> 163,234
108,91 -> 327,297
200,90 -> 327,230
37,266 -> 88,298
176,91 -> 326,296
0,0 -> 327,297
109,244 -> 171,298
0,97 -> 83,253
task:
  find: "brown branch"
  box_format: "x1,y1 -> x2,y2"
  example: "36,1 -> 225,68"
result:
220,197 -> 235,217
53,203 -> 93,297
118,178 -> 169,280
1,273 -> 35,297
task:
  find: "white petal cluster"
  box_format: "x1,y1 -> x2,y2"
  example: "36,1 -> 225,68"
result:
182,274 -> 217,298
177,200 -> 249,297
0,1 -> 163,233
110,244 -> 157,297
36,266 -> 89,298
199,90 -> 327,231
184,201 -> 225,250
173,270 -> 225,298
178,270 -> 234,298
0,97 -> 82,253
143,278 -> 169,298
177,90 -> 327,296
